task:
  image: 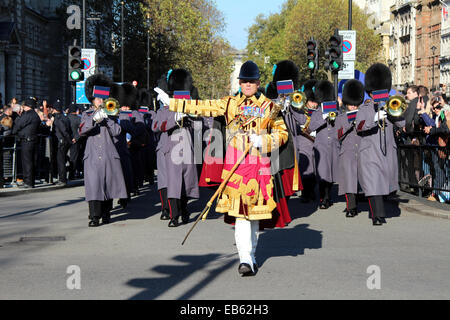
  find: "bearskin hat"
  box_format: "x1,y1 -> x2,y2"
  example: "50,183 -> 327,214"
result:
364,63 -> 392,94
301,79 -> 318,102
109,83 -> 126,106
342,79 -> 365,106
265,82 -> 278,100
121,83 -> 138,109
84,74 -> 113,103
137,88 -> 154,108
167,69 -> 193,95
314,80 -> 335,103
190,86 -> 200,100
272,60 -> 300,90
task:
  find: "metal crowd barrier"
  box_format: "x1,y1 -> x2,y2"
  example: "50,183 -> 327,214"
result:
1,134 -> 56,185
398,144 -> 450,201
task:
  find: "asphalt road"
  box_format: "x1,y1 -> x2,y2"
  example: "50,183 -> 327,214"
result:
0,183 -> 449,300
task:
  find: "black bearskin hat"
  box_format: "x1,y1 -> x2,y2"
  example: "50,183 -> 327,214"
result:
364,63 -> 392,94
138,88 -> 154,108
342,79 -> 365,106
272,60 -> 299,90
314,80 -> 335,103
167,69 -> 193,95
121,83 -> 138,109
265,82 -> 278,100
301,79 -> 318,102
84,74 -> 113,103
109,83 -> 125,106
190,86 -> 200,100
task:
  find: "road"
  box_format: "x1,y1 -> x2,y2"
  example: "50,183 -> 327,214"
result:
0,183 -> 449,301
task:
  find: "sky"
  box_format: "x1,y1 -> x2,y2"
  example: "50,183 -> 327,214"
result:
215,0 -> 287,51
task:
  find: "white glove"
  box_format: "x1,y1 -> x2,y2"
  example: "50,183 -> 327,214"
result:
374,110 -> 387,122
174,112 -> 187,122
310,131 -> 317,138
322,113 -> 329,120
249,134 -> 263,148
154,87 -> 170,106
93,108 -> 107,123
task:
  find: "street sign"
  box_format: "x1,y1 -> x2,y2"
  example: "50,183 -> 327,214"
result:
76,81 -> 90,104
339,30 -> 356,61
81,48 -> 96,78
338,60 -> 355,80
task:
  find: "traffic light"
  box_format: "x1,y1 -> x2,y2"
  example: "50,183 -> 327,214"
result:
326,30 -> 343,73
68,45 -> 84,81
306,38 -> 319,72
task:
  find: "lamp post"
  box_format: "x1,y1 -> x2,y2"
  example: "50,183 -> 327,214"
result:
146,14 -> 152,91
121,1 -> 124,83
431,45 -> 437,90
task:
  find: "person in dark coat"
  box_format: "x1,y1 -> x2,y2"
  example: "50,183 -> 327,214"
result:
51,99 -> 72,185
79,74 -> 128,227
11,97 -> 41,188
138,88 -> 157,185
335,79 -> 365,217
67,104 -> 82,180
355,63 -> 406,226
308,81 -> 340,209
154,69 -> 200,227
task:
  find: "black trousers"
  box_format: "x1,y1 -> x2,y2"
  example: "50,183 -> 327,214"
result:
168,196 -> 188,220
159,188 -> 169,216
21,140 -> 38,187
345,193 -> 357,211
69,142 -> 82,178
302,175 -> 316,199
88,200 -> 113,220
319,180 -> 333,202
57,142 -> 70,183
367,195 -> 385,219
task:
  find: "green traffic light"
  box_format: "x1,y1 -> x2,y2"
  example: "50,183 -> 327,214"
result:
332,61 -> 340,70
308,61 -> 315,69
70,70 -> 81,81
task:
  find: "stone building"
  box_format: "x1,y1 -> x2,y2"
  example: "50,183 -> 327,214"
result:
440,0 -> 450,87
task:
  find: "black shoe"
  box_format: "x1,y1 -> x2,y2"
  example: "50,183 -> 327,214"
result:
168,219 -> 181,227
346,208 -> 358,218
160,212 -> 170,220
181,213 -> 189,224
89,218 -> 100,227
379,217 -> 387,224
319,200 -> 331,209
238,263 -> 257,276
102,215 -> 111,225
118,199 -> 128,209
372,218 -> 383,226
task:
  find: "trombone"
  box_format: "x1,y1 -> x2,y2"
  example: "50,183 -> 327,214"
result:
377,95 -> 407,131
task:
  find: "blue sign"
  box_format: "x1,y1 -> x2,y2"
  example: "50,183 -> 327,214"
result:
76,81 -> 90,104
343,40 -> 352,54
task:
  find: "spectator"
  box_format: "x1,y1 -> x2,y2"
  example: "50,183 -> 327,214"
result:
51,100 -> 72,186
0,106 -> 13,188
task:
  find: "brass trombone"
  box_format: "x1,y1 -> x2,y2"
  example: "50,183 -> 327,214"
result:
378,95 -> 407,130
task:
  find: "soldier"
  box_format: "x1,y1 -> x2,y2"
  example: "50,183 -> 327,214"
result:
11,97 -> 41,188
160,61 -> 291,276
67,104 -> 82,180
308,81 -> 340,209
154,69 -> 200,227
51,99 -> 72,186
79,74 -> 127,227
335,79 -> 365,217
355,63 -> 405,225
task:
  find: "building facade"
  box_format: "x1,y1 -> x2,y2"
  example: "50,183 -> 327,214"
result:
440,0 -> 450,87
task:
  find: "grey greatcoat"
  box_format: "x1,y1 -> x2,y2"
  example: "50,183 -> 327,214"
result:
285,106 -> 316,177
154,106 -> 199,200
79,108 -> 127,201
355,100 -> 405,196
335,112 -> 361,195
308,109 -> 340,183
151,108 -> 168,191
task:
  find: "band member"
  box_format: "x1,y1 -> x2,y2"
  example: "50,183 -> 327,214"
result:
308,81 -> 340,209
264,60 -> 302,212
160,61 -> 291,276
79,74 -> 127,227
154,69 -> 200,227
51,99 -> 72,186
67,104 -> 83,180
335,79 -> 365,217
355,63 -> 405,225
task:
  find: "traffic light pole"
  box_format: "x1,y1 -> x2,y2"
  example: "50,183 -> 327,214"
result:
348,0 -> 352,30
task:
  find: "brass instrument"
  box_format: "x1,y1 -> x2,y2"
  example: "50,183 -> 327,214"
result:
103,97 -> 120,116
291,91 -> 307,110
328,111 -> 337,122
378,95 -> 407,131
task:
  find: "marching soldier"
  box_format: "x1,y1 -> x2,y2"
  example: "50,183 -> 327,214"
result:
12,97 -> 41,188
335,79 -> 365,217
308,81 -> 340,209
79,74 -> 127,227
355,63 -> 405,225
160,61 -> 291,276
154,69 -> 200,227
67,104 -> 83,180
51,99 -> 72,186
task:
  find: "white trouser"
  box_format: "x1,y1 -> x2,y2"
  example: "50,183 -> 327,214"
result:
234,218 -> 259,272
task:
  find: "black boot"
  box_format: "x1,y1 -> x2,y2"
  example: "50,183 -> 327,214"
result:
346,208 -> 358,218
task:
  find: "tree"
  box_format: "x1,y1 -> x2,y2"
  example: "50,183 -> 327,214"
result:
246,0 -> 383,85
